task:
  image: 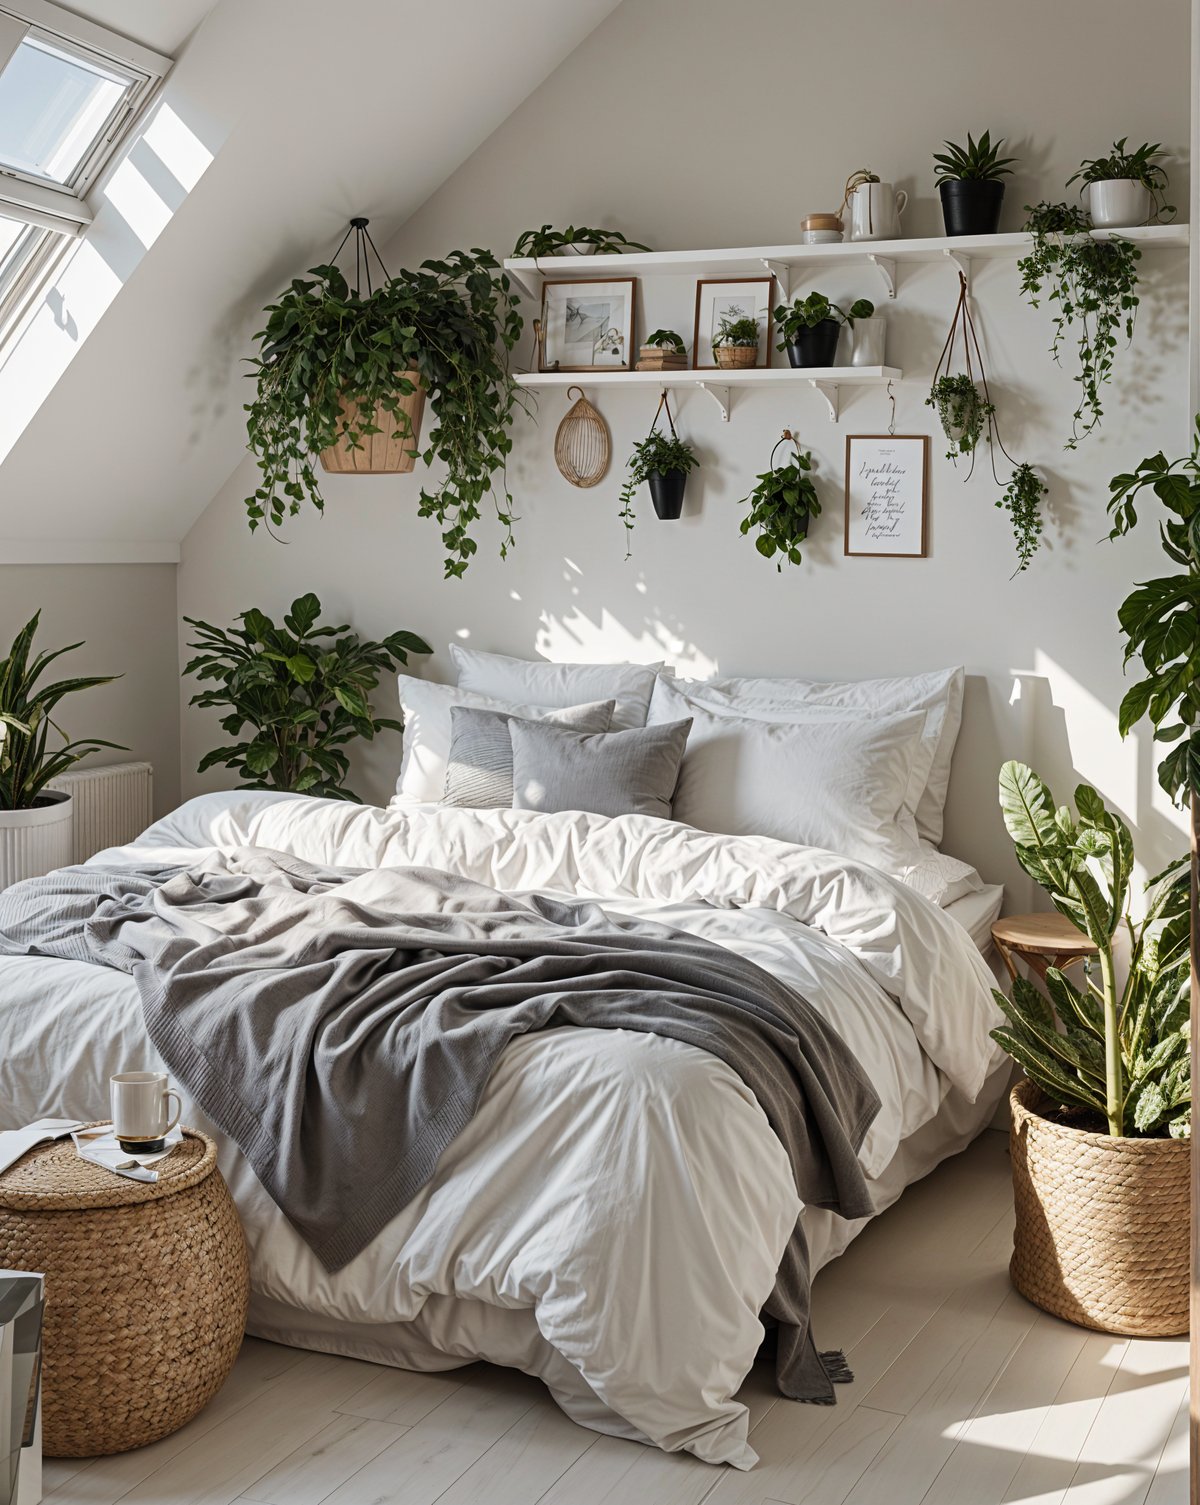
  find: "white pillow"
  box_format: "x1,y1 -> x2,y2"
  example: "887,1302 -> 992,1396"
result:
647,678 -> 927,876
900,843 -> 985,908
450,646 -> 663,730
395,678 -> 612,802
682,666 -> 964,846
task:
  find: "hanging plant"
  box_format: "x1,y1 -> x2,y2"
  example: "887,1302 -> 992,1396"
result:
997,463 -> 1048,576
738,431 -> 821,570
243,220 -> 524,580
927,373 -> 994,461
616,392 -> 698,557
1017,201 -> 1141,449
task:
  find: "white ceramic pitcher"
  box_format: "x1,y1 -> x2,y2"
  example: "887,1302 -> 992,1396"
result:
847,182 -> 908,241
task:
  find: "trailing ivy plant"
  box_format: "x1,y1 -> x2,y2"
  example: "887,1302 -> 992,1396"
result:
1106,424 -> 1200,808
1017,201 -> 1141,449
243,248 -> 524,580
927,373 -> 994,460
184,592 -> 432,801
1067,139 -> 1174,222
738,437 -> 820,570
511,225 -> 650,257
997,463 -> 1047,576
616,428 -> 698,558
990,762 -> 1190,1139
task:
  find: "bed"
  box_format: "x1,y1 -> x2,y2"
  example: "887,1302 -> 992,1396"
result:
0,657 -> 1008,1470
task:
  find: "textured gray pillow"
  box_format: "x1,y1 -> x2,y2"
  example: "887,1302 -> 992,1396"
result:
509,718 -> 692,819
442,699 -> 615,808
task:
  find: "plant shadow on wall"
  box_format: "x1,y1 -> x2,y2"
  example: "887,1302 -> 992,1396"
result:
242,219 -> 525,581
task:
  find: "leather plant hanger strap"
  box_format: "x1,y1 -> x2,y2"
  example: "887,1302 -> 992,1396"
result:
650,387 -> 679,439
769,429 -> 801,470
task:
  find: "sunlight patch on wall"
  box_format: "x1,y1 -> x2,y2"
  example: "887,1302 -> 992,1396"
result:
1032,650 -> 1137,819
536,604 -> 718,678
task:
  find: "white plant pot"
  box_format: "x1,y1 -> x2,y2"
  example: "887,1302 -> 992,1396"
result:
1086,179 -> 1152,229
0,791 -> 72,888
851,318 -> 887,367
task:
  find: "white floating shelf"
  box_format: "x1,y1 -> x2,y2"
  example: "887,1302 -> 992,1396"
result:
504,223 -> 1188,301
515,365 -> 902,421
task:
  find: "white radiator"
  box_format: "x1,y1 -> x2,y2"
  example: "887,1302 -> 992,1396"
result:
47,761 -> 154,862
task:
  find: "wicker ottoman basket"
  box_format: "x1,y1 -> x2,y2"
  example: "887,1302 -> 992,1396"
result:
0,1126 -> 249,1457
1009,1079 -> 1189,1336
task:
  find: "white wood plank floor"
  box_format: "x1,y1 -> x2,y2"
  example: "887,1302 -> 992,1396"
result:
41,1129 -> 1188,1505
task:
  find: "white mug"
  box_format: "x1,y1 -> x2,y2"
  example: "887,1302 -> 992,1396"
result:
111,1071 -> 181,1152
847,182 -> 908,242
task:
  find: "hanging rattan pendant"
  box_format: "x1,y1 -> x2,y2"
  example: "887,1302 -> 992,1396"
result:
554,386 -> 610,488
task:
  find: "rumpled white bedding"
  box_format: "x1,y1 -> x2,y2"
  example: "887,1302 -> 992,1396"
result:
0,792 -> 1006,1469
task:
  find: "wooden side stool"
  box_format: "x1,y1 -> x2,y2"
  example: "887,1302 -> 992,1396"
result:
991,912 -> 1098,984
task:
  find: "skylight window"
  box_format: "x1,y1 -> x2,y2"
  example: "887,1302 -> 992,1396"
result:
0,0 -> 169,340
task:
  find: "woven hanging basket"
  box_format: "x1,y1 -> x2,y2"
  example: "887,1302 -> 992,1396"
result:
0,1126 -> 249,1456
1008,1079 -> 1189,1336
319,369 -> 426,475
554,386 -> 610,488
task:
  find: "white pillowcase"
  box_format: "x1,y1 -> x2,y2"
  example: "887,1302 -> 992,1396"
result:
681,666 -> 964,846
450,646 -> 663,730
647,678 -> 927,876
395,677 -> 613,803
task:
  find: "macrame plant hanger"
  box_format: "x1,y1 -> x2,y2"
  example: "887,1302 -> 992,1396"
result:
931,270 -> 1015,483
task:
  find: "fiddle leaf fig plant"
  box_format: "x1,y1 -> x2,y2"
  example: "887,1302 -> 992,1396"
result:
991,762 -> 1190,1138
243,247 -> 524,580
1018,201 -> 1140,449
184,592 -> 432,802
0,612 -> 124,811
738,440 -> 820,570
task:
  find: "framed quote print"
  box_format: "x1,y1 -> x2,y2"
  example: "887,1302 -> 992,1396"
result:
844,434 -> 929,558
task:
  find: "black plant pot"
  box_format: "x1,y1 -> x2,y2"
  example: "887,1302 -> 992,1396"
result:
783,319 -> 840,369
648,468 -> 688,520
939,179 -> 1005,237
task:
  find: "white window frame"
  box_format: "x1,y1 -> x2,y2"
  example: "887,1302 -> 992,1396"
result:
0,0 -> 171,337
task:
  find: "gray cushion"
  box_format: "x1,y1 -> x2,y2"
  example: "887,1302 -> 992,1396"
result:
509,718 -> 692,820
442,699 -> 615,808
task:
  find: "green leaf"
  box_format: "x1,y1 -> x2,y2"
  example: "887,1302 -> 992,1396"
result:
244,740 -> 280,775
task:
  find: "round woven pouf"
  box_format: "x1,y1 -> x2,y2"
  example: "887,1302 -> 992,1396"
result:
0,1126 -> 249,1456
1009,1080 -> 1189,1336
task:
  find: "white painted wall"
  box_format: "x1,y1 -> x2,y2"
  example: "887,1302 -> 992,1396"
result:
179,0 -> 1192,895
0,564 -> 180,812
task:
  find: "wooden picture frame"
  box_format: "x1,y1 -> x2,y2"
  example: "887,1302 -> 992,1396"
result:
539,278 -> 637,373
844,434 -> 930,558
692,276 -> 775,370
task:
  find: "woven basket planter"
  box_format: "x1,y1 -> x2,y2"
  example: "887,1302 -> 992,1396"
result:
0,1127 -> 249,1456
319,370 -> 425,474
714,345 -> 758,369
1009,1079 -> 1189,1336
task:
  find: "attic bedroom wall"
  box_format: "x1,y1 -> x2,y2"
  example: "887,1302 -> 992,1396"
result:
179,0 -> 1192,887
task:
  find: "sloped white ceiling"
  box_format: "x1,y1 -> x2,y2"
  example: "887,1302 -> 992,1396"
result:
0,0 -> 622,558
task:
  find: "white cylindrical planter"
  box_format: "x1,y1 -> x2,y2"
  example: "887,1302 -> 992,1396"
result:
851,318 -> 887,367
0,792 -> 72,888
1086,180 -> 1152,228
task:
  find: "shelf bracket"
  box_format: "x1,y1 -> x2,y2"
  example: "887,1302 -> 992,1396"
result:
866,254 -> 897,300
695,381 -> 731,422
942,247 -> 972,291
808,380 -> 840,422
505,265 -> 542,302
761,258 -> 791,304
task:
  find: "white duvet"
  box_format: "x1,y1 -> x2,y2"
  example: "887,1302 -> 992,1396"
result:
0,792 -> 1007,1468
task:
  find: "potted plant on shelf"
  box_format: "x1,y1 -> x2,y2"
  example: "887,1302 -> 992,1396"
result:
0,612 -> 123,887
711,311 -> 762,369
511,225 -> 651,257
616,395 -> 698,555
738,432 -> 821,570
773,293 -> 874,369
184,592 -> 431,801
243,222 -> 523,581
636,329 -> 688,372
992,762 -> 1190,1335
933,130 -> 1016,236
1018,201 -> 1141,448
1066,139 -> 1174,229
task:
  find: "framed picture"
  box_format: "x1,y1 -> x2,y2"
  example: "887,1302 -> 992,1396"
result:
539,279 -> 637,372
692,277 -> 775,369
844,435 -> 929,558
